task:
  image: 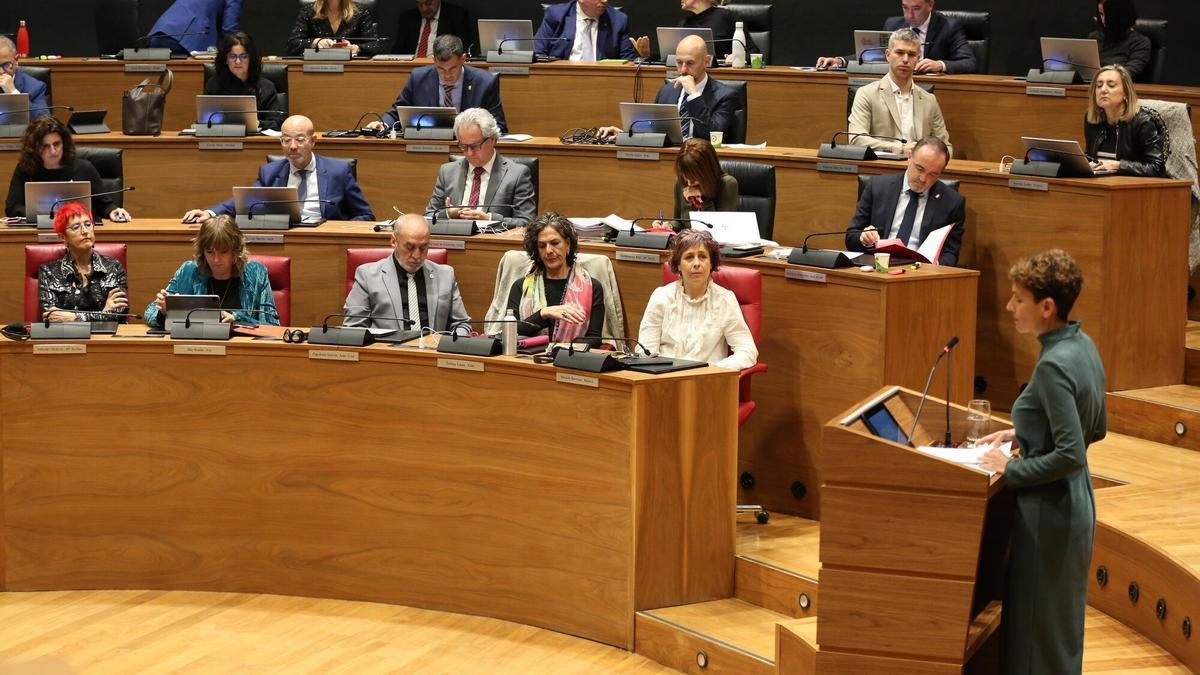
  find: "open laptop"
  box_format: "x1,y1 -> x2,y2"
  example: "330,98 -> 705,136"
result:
195,95 -> 259,131
618,102 -> 685,145
853,30 -> 894,64
165,294 -> 220,322
655,27 -> 714,64
478,19 -> 534,54
1039,38 -> 1102,82
25,181 -> 92,229
233,186 -> 315,228
395,106 -> 457,132
0,93 -> 31,137
1021,137 -> 1118,177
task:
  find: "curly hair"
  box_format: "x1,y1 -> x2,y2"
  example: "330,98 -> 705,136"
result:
193,215 -> 250,278
522,212 -> 578,273
214,31 -> 263,91
18,116 -> 74,175
1009,249 -> 1084,321
668,229 -> 722,275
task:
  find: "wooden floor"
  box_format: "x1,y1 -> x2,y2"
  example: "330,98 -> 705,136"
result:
735,512 -> 821,580
1088,432 -> 1200,485
1082,608 -> 1192,673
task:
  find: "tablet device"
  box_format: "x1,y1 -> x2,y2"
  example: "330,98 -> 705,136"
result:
165,294 -> 219,320
860,402 -> 911,446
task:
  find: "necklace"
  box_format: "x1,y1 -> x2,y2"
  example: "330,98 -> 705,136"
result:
210,277 -> 233,308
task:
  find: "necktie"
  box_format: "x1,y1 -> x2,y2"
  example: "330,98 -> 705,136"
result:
678,92 -> 692,139
295,169 -> 309,209
443,83 -> 454,109
467,166 -> 484,208
406,269 -> 421,327
895,189 -> 921,247
581,18 -> 596,61
416,18 -> 432,58
913,27 -> 925,59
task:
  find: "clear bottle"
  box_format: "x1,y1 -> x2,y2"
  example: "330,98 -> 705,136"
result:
502,309 -> 518,356
16,21 -> 30,58
731,21 -> 747,69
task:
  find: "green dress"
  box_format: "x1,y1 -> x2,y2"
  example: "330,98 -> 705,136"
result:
1002,321 -> 1107,674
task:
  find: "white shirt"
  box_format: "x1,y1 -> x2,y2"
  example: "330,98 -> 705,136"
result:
885,74 -> 917,144
459,151 -> 498,214
287,155 -> 321,221
638,280 -> 758,371
887,184 -> 930,249
570,3 -> 600,62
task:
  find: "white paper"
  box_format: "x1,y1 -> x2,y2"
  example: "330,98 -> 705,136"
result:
721,142 -> 769,149
915,442 -> 1013,476
686,211 -> 760,244
916,223 -> 954,265
499,133 -> 533,142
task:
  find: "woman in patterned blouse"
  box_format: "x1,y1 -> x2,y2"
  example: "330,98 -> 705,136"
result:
37,201 -> 129,323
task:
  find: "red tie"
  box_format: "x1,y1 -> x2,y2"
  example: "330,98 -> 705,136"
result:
416,19 -> 432,57
468,166 -> 484,207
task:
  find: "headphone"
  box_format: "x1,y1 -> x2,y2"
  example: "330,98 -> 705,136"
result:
2,322 -> 30,341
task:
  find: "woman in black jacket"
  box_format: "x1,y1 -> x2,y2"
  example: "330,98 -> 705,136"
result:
205,32 -> 285,131
1089,0 -> 1151,81
1083,64 -> 1167,177
286,0 -> 380,57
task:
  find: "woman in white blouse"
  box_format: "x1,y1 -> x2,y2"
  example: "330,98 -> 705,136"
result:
638,230 -> 758,370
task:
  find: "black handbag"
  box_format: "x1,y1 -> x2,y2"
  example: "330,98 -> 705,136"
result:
121,68 -> 173,136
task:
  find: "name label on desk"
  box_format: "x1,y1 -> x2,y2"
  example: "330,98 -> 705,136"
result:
616,151 -> 660,161
0,143 -> 18,152
615,251 -> 659,264
492,67 -> 530,76
557,372 -> 599,388
174,344 -> 226,356
33,344 -> 87,355
303,64 -> 344,74
198,141 -> 244,151
429,239 -> 465,250
124,63 -> 166,73
785,269 -> 827,284
1008,178 -> 1049,192
1025,86 -> 1066,98
438,358 -> 483,372
244,233 -> 284,244
38,233 -> 60,243
406,144 -> 451,154
816,162 -> 858,174
309,349 -> 359,362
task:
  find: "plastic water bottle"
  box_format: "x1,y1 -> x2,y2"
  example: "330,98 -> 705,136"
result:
731,21 -> 747,69
502,309 -> 518,356
16,21 -> 30,58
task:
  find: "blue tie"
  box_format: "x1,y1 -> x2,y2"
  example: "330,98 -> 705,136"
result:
895,189 -> 921,246
295,169 -> 309,206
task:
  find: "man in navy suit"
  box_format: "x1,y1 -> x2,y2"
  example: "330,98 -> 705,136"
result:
0,37 -> 50,118
535,0 -> 637,61
816,0 -> 976,74
182,115 -> 375,224
844,137 -> 966,266
394,0 -> 475,57
372,35 -> 508,134
148,0 -> 243,55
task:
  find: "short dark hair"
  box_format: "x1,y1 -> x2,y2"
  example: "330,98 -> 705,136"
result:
674,138 -> 724,199
522,212 -> 578,272
19,116 -> 75,175
215,31 -> 263,90
913,136 -> 950,166
1009,249 -> 1084,321
433,34 -> 465,60
668,229 -> 722,275
1099,0 -> 1138,43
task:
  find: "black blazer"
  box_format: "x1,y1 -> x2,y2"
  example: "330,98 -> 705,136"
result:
286,4 -> 380,57
394,2 -> 475,55
1083,107 -> 1168,177
845,172 -> 966,266
882,11 -> 976,74
653,76 -> 738,141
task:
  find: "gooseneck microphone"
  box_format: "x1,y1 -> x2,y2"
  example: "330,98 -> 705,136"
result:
786,229 -> 863,269
50,186 -> 136,218
184,307 -> 277,328
818,131 -> 909,162
908,336 -> 960,446
131,17 -> 203,49
321,312 -> 416,331
0,105 -> 76,120
798,229 -> 856,254
496,36 -> 571,56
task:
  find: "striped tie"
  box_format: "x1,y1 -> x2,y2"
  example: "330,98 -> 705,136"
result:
443,84 -> 454,109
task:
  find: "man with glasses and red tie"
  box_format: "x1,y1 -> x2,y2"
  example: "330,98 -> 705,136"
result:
424,108 -> 535,230
393,0 -> 474,58
815,0 -> 976,74
181,115 -> 374,224
0,36 -> 50,118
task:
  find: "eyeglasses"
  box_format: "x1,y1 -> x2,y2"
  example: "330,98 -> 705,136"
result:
457,137 -> 492,153
0,61 -> 16,72
280,135 -> 310,146
64,221 -> 95,233
226,53 -> 250,62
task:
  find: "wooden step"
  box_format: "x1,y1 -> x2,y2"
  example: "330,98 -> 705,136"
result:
736,512 -> 820,618
1186,321 -> 1200,386
635,599 -> 784,675
776,617 -> 818,675
1084,607 -> 1191,673
1108,385 -> 1200,451
1088,431 -> 1200,487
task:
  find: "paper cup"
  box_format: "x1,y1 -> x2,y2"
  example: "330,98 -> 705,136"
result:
874,252 -> 891,273
751,53 -> 764,69
709,131 -> 724,148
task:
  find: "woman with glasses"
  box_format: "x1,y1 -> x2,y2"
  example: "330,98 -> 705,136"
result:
286,0 -> 380,57
205,31 -> 285,131
5,116 -> 133,222
37,202 -> 129,323
0,35 -> 50,119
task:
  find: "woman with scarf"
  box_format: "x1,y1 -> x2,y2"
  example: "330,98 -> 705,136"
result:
506,213 -> 604,348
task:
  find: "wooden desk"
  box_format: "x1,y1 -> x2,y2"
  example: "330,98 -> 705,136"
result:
33,58 -> 1200,160
0,334 -> 737,649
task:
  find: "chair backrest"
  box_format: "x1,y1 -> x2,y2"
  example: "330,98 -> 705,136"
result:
1135,19 -> 1168,84
484,249 -> 627,339
719,159 -> 775,240
74,147 -> 124,207
847,79 -> 935,117
940,10 -> 990,73
857,174 -> 961,199
248,254 -> 291,326
660,263 -> 762,342
450,155 -> 539,211
21,66 -> 52,106
345,247 -> 450,295
721,80 -> 748,144
24,243 -> 128,322
93,0 -> 141,56
266,154 -> 358,180
299,0 -> 377,14
724,3 -> 773,64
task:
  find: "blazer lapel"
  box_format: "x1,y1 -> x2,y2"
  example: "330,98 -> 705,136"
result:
562,4 -> 578,44
313,154 -> 331,219
381,259 -> 404,327
920,181 -> 943,235
881,173 -> 905,230
878,80 -> 903,134
912,88 -> 927,138
462,67 -> 476,108
451,158 -> 470,205
423,260 -> 440,328
485,155 -> 507,206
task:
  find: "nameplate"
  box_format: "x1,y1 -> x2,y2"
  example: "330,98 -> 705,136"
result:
174,344 -> 226,356
124,63 -> 167,73
33,344 -> 86,355
309,349 -> 359,362
816,162 -> 858,174
438,358 -> 484,372
38,233 -> 60,243
0,143 -> 19,152
1025,86 -> 1066,98
491,67 -> 530,76
198,141 -> 244,151
616,151 -> 660,161
244,233 -> 284,244
1008,178 -> 1049,192
847,77 -> 877,87
429,239 -> 465,250
785,269 -> 827,284
302,64 -> 345,74
406,144 -> 451,154
615,251 -> 659,264
557,372 -> 599,388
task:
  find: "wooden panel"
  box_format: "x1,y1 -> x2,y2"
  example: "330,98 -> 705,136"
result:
734,556 -> 818,619
1088,432 -> 1200,486
634,607 -> 774,675
775,618 -> 818,675
1107,387 -> 1200,452
816,650 -> 962,675
883,276 -> 978,405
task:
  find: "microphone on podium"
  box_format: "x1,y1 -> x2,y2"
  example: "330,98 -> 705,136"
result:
908,336 -> 960,446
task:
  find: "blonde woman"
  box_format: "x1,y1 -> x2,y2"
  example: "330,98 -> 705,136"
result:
1083,64 -> 1166,176
286,0 -> 380,57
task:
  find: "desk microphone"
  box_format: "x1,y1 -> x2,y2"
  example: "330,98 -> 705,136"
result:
706,37 -> 750,64
431,202 -> 513,225
629,216 -> 712,231
129,17 -> 206,51
818,131 -> 908,161
563,336 -> 652,356
0,105 -> 75,120
787,229 -> 861,268
908,336 -> 960,446
200,109 -> 287,125
246,199 -> 334,222
51,186 -> 136,218
496,36 -> 571,56
620,116 -> 700,143
184,307 -> 277,328
1042,58 -> 1100,73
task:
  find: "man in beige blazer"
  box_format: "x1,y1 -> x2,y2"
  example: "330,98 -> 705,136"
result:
848,27 -> 953,158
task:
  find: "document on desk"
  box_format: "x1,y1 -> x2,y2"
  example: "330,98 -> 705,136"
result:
570,214 -> 643,236
873,223 -> 954,265
914,442 -> 1013,476
688,210 -> 761,244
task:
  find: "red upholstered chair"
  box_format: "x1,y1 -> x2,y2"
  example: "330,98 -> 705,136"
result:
661,264 -> 769,427
248,255 -> 291,326
344,248 -> 449,296
24,243 -> 128,322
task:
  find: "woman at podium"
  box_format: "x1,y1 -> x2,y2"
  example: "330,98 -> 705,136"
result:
1083,64 -> 1166,176
979,249 -> 1107,674
506,213 -> 604,348
37,202 -> 129,323
205,32 -> 285,132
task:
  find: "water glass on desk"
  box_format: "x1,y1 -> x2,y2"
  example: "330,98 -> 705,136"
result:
965,399 -> 991,447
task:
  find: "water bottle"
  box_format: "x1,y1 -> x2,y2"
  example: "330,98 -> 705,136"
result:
731,21 -> 747,69
502,309 -> 518,356
16,21 -> 30,58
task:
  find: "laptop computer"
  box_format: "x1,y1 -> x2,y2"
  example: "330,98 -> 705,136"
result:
655,27 -> 714,64
0,92 -> 31,137
1039,38 -> 1102,82
195,95 -> 259,131
853,30 -> 894,64
478,19 -> 534,54
165,294 -> 220,321
233,186 -> 315,229
395,106 -> 457,131
618,102 -> 685,145
25,181 -> 92,229
1021,137 -> 1118,177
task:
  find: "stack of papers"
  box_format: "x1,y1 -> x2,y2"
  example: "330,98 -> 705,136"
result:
569,214 -> 643,237
914,442 -> 1013,476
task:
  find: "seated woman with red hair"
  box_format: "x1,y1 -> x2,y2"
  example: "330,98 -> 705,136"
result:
37,201 -> 129,323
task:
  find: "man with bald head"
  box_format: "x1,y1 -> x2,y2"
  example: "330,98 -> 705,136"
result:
343,213 -> 471,334
182,115 -> 373,223
653,35 -> 738,141
0,36 -> 50,118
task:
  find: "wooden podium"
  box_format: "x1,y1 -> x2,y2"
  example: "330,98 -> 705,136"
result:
815,386 -> 1013,673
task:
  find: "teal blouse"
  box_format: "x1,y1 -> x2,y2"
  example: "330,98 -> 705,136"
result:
143,260 -> 279,327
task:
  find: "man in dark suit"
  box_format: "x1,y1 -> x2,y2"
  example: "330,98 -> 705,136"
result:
372,35 -> 507,134
654,35 -> 738,141
394,0 -> 474,57
816,0 -> 976,74
535,0 -> 638,61
148,0 -> 242,55
425,108 -> 536,230
0,37 -> 50,118
845,136 -> 965,265
182,115 -> 374,223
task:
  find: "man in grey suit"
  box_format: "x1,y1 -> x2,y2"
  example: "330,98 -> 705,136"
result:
343,214 -> 471,334
424,108 -> 536,230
